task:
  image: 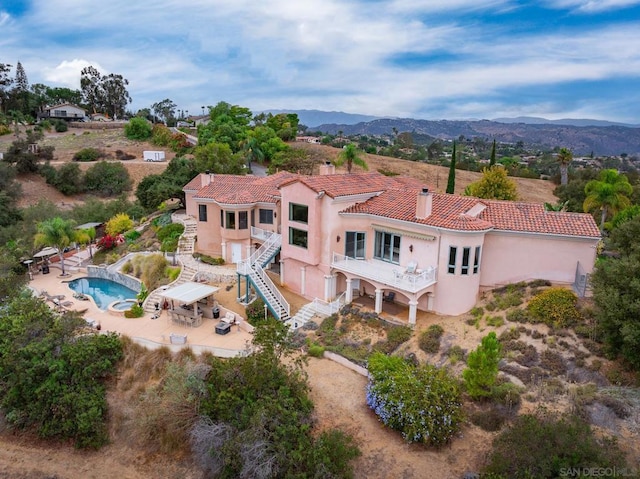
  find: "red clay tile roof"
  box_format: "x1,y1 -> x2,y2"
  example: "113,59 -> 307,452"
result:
190,171 -> 299,204
292,172 -> 423,198
344,187 -> 601,237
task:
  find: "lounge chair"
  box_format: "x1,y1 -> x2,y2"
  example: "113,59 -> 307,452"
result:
221,312 -> 236,324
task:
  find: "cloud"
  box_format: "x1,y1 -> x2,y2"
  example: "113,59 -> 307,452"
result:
43,59 -> 104,88
543,0 -> 640,12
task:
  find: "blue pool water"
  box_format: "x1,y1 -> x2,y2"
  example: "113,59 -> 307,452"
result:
67,277 -> 138,310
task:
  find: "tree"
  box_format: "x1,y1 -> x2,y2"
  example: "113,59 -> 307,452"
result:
80,66 -> 131,118
464,166 -> 518,200
446,141 -> 456,193
105,213 -> 133,236
335,143 -> 368,174
11,61 -> 29,114
0,62 -> 12,114
193,142 -> 244,174
151,98 -> 177,125
241,136 -> 264,173
34,217 -> 79,276
76,226 -> 96,259
0,162 -> 22,227
489,139 -> 496,166
557,147 -> 573,186
83,161 -> 132,196
124,117 -> 152,140
197,101 -> 252,152
2,129 -> 54,174
583,169 -> 632,230
463,332 -> 501,399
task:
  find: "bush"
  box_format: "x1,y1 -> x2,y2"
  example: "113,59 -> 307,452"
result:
505,307 -> 530,323
123,230 -> 141,243
124,304 -> 144,318
366,352 -> 462,446
447,345 -> 466,364
483,411 -> 631,477
386,325 -> 413,350
124,117 -> 152,140
157,223 -> 184,242
53,119 -> 68,132
307,342 -> 325,357
486,315 -> 504,327
73,147 -> 105,162
527,287 -> 581,328
418,324 -> 444,354
84,161 -> 132,196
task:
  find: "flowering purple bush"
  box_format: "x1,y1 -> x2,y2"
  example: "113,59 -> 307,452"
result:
366,352 -> 462,446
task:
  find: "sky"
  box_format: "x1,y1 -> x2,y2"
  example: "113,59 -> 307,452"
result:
2,0 -> 640,124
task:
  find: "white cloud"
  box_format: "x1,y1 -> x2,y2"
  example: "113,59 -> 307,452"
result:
543,0 -> 640,12
43,59 -> 104,88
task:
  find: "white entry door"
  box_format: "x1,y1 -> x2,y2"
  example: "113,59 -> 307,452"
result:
231,243 -> 242,263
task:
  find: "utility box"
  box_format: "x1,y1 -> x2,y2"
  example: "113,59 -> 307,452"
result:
143,150 -> 166,162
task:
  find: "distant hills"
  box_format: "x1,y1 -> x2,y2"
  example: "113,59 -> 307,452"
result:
264,109 -> 640,156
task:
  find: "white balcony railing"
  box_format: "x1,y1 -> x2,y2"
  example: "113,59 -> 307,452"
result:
331,252 -> 437,293
312,292 -> 346,316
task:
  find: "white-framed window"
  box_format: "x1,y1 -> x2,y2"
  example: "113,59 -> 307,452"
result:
289,203 -> 308,223
198,204 -> 207,222
289,227 -> 308,248
473,246 -> 481,274
374,231 -> 400,264
461,247 -> 471,275
345,231 -> 366,259
259,208 -> 273,224
448,246 -> 457,274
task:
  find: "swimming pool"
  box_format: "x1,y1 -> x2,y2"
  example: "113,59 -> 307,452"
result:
67,277 -> 139,310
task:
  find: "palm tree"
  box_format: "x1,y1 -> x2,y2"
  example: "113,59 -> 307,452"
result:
335,143 -> 368,174
583,169 -> 633,229
241,137 -> 264,174
557,147 -> 573,186
34,217 -> 78,276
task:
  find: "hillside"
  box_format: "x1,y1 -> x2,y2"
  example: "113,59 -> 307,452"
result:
291,141 -> 558,204
2,128 -> 558,208
314,118 -> 640,156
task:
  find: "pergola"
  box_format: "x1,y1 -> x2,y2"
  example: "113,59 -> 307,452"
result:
159,282 -> 220,327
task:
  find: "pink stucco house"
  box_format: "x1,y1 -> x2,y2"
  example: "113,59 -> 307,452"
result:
184,164 -> 600,325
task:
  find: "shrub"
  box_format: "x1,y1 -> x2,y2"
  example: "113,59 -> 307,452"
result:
418,324 -> 444,354
245,298 -> 271,325
84,161 -> 132,196
123,230 -> 141,243
527,287 -> 581,328
470,407 -> 510,432
447,345 -> 466,364
106,213 -> 134,236
463,332 -> 502,399
73,147 -> 105,162
386,325 -> 413,350
486,315 -> 505,327
308,342 -> 325,358
124,304 -> 144,318
157,223 -> 184,242
483,412 -> 630,477
366,352 -> 462,446
53,119 -> 68,132
505,307 -> 530,323
124,117 -> 152,140
539,349 -> 567,375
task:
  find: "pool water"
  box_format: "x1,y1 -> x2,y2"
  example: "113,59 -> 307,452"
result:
67,277 -> 139,310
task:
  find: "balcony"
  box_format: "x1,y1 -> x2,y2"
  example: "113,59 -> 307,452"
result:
331,252 -> 437,294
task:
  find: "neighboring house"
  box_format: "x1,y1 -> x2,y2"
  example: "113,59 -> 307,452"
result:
184,164 -> 600,324
39,103 -> 86,121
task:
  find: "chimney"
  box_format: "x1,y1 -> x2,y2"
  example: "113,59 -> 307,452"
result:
201,170 -> 214,187
416,187 -> 432,219
319,161 -> 336,175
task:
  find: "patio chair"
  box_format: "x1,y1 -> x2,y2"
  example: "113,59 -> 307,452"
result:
383,291 -> 396,303
221,312 -> 236,324
405,260 -> 418,274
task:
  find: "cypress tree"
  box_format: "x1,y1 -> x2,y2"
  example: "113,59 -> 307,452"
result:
489,139 -> 496,166
446,141 -> 456,194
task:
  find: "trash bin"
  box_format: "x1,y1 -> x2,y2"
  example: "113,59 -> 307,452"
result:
42,265 -> 50,274
213,307 -> 220,319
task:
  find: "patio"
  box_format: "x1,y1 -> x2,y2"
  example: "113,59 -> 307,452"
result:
27,272 -> 253,358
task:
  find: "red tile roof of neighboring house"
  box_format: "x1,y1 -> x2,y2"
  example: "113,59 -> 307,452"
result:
344,186 -> 601,237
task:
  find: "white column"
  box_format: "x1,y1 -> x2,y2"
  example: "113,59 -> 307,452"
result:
345,278 -> 353,303
245,244 -> 252,261
324,275 -> 332,302
375,288 -> 383,314
427,293 -> 434,311
279,260 -> 285,286
300,266 -> 306,296
221,242 -> 227,262
408,300 -> 419,326
331,274 -> 338,299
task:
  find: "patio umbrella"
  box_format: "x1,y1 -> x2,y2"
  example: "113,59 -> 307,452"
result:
33,247 -> 59,258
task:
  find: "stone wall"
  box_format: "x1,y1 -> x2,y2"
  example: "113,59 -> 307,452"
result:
86,265 -> 142,293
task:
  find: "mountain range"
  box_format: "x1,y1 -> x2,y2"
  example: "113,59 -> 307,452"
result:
268,110 -> 640,156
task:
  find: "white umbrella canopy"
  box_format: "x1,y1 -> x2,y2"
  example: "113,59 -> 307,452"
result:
33,247 -> 59,258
